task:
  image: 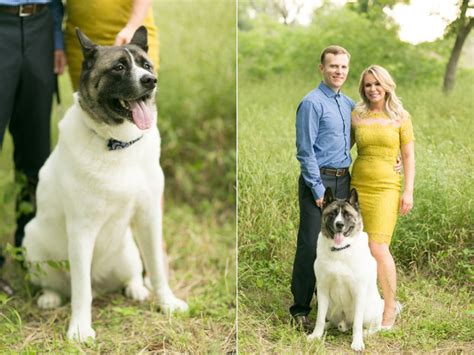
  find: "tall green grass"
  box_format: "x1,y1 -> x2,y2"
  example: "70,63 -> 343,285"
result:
391,80 -> 473,283
0,205 -> 236,352
156,0 -> 236,213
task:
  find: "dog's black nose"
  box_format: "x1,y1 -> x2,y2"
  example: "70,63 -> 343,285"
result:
335,221 -> 344,229
140,75 -> 157,89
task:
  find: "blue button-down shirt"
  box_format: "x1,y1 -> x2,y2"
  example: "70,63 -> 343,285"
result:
296,81 -> 355,200
0,0 -> 64,50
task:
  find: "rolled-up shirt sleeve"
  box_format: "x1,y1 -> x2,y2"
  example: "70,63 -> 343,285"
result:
296,100 -> 325,200
48,0 -> 64,50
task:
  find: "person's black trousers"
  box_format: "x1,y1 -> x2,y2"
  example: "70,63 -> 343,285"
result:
0,7 -> 55,269
290,172 -> 351,317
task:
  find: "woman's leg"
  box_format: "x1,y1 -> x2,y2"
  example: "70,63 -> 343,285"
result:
369,241 -> 397,325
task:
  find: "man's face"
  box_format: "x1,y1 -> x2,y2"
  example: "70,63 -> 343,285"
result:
319,53 -> 349,91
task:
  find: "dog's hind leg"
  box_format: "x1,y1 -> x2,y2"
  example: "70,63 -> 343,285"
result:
28,261 -> 70,307
37,289 -> 62,309
363,297 -> 384,336
114,229 -> 150,302
338,319 -> 350,332
125,279 -> 150,302
364,323 -> 381,336
327,308 -> 347,332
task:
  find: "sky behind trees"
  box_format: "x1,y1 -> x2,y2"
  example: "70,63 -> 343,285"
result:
256,0 -> 471,44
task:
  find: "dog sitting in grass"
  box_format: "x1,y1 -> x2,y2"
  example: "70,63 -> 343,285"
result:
23,26 -> 188,342
307,187 -> 384,351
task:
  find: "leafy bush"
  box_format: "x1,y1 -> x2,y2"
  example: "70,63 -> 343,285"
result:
239,6 -> 446,88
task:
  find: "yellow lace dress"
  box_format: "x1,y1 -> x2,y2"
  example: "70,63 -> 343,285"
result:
65,0 -> 159,91
350,110 -> 414,244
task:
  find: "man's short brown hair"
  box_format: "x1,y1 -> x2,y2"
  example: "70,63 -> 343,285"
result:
320,45 -> 351,64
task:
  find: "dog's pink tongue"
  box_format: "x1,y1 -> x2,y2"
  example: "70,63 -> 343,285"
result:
130,100 -> 153,130
334,232 -> 344,245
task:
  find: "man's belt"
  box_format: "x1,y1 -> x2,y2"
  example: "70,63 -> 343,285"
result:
0,4 -> 47,17
320,167 -> 349,177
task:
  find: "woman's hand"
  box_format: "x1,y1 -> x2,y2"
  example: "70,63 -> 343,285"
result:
394,155 -> 402,174
114,25 -> 137,45
400,190 -> 413,216
114,0 -> 152,46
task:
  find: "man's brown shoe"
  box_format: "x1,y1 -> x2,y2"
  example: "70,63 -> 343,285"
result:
291,314 -> 312,333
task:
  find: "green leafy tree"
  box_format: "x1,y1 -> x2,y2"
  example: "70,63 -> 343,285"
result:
349,0 -> 408,14
443,0 -> 474,93
345,0 -> 408,33
239,6 -> 445,86
239,0 -> 307,28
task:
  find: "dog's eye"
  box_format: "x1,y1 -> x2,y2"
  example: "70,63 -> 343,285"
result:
144,63 -> 152,70
114,64 -> 125,71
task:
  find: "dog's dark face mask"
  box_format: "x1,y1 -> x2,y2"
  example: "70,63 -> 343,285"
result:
76,26 -> 157,130
321,188 -> 362,244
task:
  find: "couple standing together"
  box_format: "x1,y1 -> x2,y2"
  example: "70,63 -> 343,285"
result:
290,46 -> 415,331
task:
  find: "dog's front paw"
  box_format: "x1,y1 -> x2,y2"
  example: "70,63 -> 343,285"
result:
125,281 -> 150,302
307,331 -> 322,342
159,296 -> 188,314
37,290 -> 61,309
67,321 -> 96,342
307,324 -> 324,342
156,287 -> 188,314
351,338 -> 365,351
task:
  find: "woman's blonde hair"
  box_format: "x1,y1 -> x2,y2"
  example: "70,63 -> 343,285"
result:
354,65 -> 408,121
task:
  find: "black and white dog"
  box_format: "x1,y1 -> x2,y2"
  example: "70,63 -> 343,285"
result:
23,27 -> 187,342
307,188 -> 383,351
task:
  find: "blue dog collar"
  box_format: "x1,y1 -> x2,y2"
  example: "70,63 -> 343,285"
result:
331,244 -> 351,252
107,135 -> 143,151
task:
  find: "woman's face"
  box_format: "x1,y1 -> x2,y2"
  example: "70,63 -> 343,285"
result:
363,73 -> 386,105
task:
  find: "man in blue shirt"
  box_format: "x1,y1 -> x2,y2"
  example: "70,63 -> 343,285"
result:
290,45 -> 354,330
0,0 -> 66,295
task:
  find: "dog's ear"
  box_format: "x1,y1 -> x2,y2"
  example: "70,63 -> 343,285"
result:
348,188 -> 359,210
76,28 -> 97,67
323,187 -> 334,208
130,26 -> 149,53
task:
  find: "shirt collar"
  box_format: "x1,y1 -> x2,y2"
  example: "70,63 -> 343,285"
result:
318,81 -> 341,98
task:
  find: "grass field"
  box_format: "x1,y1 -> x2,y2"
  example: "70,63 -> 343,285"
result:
239,273 -> 471,353
0,204 -> 235,353
238,73 -> 474,353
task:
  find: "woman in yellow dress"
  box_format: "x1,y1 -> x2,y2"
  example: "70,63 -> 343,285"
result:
64,0 -> 159,91
351,65 -> 415,330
